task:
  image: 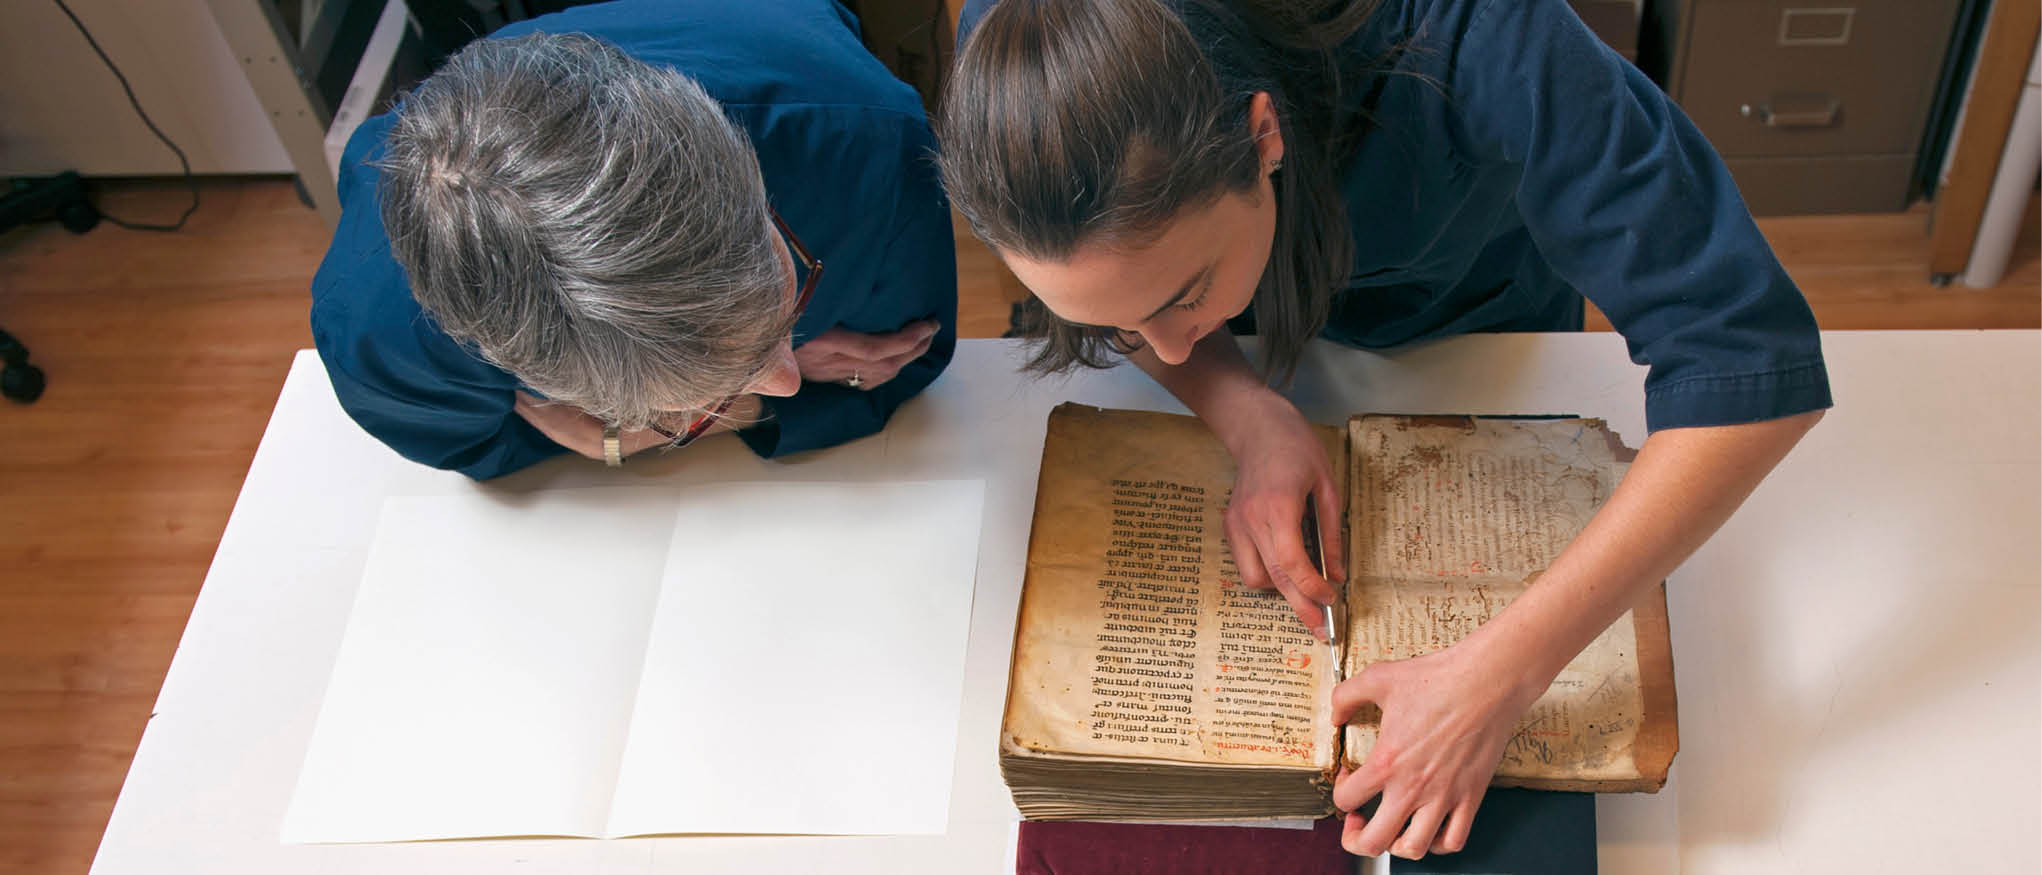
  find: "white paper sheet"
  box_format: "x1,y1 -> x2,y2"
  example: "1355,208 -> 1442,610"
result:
281,480 -> 985,843
607,480 -> 985,836
281,488 -> 677,842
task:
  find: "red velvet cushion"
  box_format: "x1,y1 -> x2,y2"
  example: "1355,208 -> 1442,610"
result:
1016,818 -> 1354,875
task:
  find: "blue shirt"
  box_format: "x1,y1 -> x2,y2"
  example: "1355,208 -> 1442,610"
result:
960,0 -> 1830,431
312,0 -> 957,479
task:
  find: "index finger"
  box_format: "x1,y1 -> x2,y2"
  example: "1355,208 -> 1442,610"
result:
1254,514 -> 1337,607
876,329 -> 937,372
1313,476 -> 1345,584
861,321 -> 940,359
1273,580 -> 1328,643
804,327 -> 906,363
836,329 -> 918,361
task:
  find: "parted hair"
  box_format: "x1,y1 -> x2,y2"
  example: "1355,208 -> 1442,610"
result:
377,32 -> 792,429
937,0 -> 1382,383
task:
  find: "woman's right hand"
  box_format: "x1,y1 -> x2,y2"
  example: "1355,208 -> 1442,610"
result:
1216,390 -> 1346,639
793,320 -> 939,389
1126,330 -> 1345,640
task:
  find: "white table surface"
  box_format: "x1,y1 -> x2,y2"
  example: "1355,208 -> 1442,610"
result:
90,332 -> 2040,874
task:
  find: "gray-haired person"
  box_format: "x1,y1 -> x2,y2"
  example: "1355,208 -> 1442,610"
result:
311,0 -> 955,477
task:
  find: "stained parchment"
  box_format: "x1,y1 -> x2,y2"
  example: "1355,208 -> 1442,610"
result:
1003,405 -> 1346,770
1340,416 -> 1672,788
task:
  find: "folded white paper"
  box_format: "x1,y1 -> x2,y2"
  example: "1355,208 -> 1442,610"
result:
282,480 -> 985,843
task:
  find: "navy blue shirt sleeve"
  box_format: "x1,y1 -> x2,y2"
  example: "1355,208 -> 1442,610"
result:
1442,0 -> 1831,430
742,123 -> 959,458
316,343 -> 565,478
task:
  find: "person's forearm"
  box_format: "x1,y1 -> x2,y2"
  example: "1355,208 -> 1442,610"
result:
1464,410 -> 1825,688
1129,331 -> 1292,455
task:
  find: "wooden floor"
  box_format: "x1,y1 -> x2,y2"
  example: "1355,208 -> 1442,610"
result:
0,178 -> 2034,873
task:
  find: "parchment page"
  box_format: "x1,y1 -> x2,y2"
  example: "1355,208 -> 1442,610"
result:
1342,417 -> 1648,782
1003,405 -> 1345,770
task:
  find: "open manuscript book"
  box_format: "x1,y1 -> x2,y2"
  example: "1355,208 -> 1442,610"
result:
1000,404 -> 1677,821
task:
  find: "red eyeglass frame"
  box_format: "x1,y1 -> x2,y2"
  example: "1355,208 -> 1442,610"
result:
648,209 -> 822,449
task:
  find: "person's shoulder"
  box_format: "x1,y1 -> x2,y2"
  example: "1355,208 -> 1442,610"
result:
308,242 -> 459,395
1350,0 -> 1491,55
1384,0 -> 1583,56
1339,0 -> 1539,119
494,0 -> 923,120
310,273 -> 511,404
310,137 -> 505,401
312,109 -> 401,325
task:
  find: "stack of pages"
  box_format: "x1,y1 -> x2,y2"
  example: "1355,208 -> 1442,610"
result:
999,406 -> 1676,821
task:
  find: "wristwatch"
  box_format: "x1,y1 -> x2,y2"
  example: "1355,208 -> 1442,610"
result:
602,424 -> 623,467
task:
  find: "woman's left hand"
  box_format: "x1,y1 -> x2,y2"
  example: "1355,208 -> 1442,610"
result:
1329,636 -> 1547,860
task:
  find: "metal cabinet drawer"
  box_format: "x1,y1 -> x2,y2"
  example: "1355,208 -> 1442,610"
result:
1722,153 -> 1918,214
1668,0 -> 1961,158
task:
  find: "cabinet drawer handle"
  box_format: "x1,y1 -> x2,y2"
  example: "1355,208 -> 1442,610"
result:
1740,95 -> 1842,128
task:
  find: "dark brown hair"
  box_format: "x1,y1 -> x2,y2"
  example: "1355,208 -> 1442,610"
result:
937,0 -> 1381,382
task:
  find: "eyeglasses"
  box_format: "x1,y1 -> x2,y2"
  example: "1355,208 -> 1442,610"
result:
649,208 -> 823,448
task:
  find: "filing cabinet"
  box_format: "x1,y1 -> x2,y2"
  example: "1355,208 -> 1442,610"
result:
1572,0 -> 1643,61
1642,0 -> 1965,214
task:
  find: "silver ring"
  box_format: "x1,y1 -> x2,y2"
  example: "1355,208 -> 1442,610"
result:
844,372 -> 863,389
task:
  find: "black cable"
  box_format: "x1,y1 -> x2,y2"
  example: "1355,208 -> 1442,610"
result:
51,0 -> 201,232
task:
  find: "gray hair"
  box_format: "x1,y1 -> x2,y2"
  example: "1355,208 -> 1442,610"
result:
377,32 -> 788,430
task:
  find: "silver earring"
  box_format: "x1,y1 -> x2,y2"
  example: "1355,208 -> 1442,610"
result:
1270,159 -> 1284,173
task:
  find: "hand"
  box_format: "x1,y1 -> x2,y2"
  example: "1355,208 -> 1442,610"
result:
1329,637 -> 1546,860
793,320 -> 939,389
1218,392 -> 1345,639
512,392 -> 760,460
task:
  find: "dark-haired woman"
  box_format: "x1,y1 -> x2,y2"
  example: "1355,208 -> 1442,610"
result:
942,0 -> 1828,860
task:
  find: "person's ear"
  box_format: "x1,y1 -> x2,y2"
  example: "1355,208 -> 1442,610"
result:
1249,91 -> 1285,174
